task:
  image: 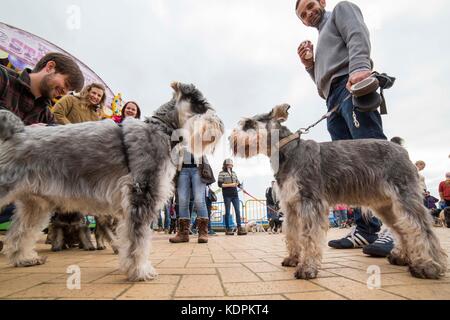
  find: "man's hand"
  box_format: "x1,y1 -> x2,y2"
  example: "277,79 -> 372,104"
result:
297,41 -> 314,69
346,70 -> 372,91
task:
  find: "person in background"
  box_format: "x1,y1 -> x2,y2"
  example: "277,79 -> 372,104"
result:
439,172 -> 450,208
218,159 -> 247,236
206,185 -> 217,236
53,83 -> 105,124
415,160 -> 427,193
295,0 -> 390,255
0,52 -> 84,252
170,149 -> 210,244
113,101 -> 141,124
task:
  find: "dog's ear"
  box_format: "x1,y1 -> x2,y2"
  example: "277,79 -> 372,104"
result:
270,104 -> 290,123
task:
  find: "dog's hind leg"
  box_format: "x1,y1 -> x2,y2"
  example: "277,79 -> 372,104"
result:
118,203 -> 157,281
293,199 -> 328,280
374,193 -> 448,279
4,196 -> 52,267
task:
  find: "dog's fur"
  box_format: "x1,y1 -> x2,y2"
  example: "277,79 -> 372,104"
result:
47,212 -> 95,251
95,215 -> 120,254
0,82 -> 224,281
230,104 -> 448,280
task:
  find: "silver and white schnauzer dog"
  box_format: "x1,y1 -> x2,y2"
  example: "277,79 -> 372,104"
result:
230,104 -> 447,280
0,82 -> 224,281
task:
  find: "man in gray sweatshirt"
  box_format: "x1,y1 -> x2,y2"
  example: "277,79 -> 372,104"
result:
295,0 -> 394,257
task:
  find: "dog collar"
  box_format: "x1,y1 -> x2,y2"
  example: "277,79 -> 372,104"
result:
276,132 -> 301,150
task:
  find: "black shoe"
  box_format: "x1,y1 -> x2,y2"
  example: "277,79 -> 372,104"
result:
225,229 -> 234,235
362,229 -> 395,257
0,240 -> 3,252
328,226 -> 378,249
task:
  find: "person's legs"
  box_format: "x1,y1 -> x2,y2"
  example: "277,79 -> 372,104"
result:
191,169 -> 208,243
163,204 -> 171,231
231,197 -> 242,227
334,210 -> 342,227
327,78 -> 387,251
339,96 -> 387,140
232,197 -> 247,235
353,208 -> 381,234
223,197 -> 234,235
0,204 -> 15,224
169,169 -> 191,243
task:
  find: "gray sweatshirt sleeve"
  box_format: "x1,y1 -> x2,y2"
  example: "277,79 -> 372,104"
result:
306,65 -> 315,82
334,1 -> 372,74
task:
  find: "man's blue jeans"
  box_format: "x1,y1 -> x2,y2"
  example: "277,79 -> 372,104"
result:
224,196 -> 242,229
326,75 -> 383,234
0,204 -> 15,224
326,76 -> 387,141
177,167 -> 208,220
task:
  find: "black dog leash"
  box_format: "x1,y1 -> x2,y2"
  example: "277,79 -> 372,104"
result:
277,94 -> 351,150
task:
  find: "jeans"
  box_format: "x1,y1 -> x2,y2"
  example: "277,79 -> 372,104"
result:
326,76 -> 387,141
0,204 -> 15,224
224,196 -> 242,229
326,76 -> 383,234
163,204 -> 171,229
177,167 -> 208,219
334,210 -> 347,226
206,197 -> 212,231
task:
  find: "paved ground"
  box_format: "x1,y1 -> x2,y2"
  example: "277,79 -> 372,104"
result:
0,227 -> 449,300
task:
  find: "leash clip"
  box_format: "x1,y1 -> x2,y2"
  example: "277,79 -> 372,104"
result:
352,111 -> 360,128
298,128 -> 310,135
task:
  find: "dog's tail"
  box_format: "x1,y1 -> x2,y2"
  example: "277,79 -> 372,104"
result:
0,110 -> 25,141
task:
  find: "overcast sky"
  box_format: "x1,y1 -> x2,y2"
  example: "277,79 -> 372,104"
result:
1,0 -> 449,200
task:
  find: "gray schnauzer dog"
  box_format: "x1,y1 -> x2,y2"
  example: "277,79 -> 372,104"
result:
230,104 -> 447,280
47,212 -> 96,252
0,82 -> 224,281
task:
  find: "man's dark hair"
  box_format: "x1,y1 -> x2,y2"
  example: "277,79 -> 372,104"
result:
33,52 -> 84,92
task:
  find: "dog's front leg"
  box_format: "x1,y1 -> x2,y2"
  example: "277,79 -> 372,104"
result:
79,226 -> 96,251
293,200 -> 328,280
4,197 -> 51,267
51,228 -> 64,252
281,203 -> 300,268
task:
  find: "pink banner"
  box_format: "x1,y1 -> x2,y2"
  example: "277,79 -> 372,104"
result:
0,22 -> 114,106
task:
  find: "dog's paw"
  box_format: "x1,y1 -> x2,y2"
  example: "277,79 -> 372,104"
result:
15,256 -> 48,267
409,261 -> 446,279
127,264 -> 159,282
96,245 -> 106,250
281,256 -> 298,267
51,246 -> 63,252
387,253 -> 409,266
294,264 -> 318,280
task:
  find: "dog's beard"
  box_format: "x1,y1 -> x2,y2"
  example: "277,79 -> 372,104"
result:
229,127 -> 269,159
183,109 -> 224,157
